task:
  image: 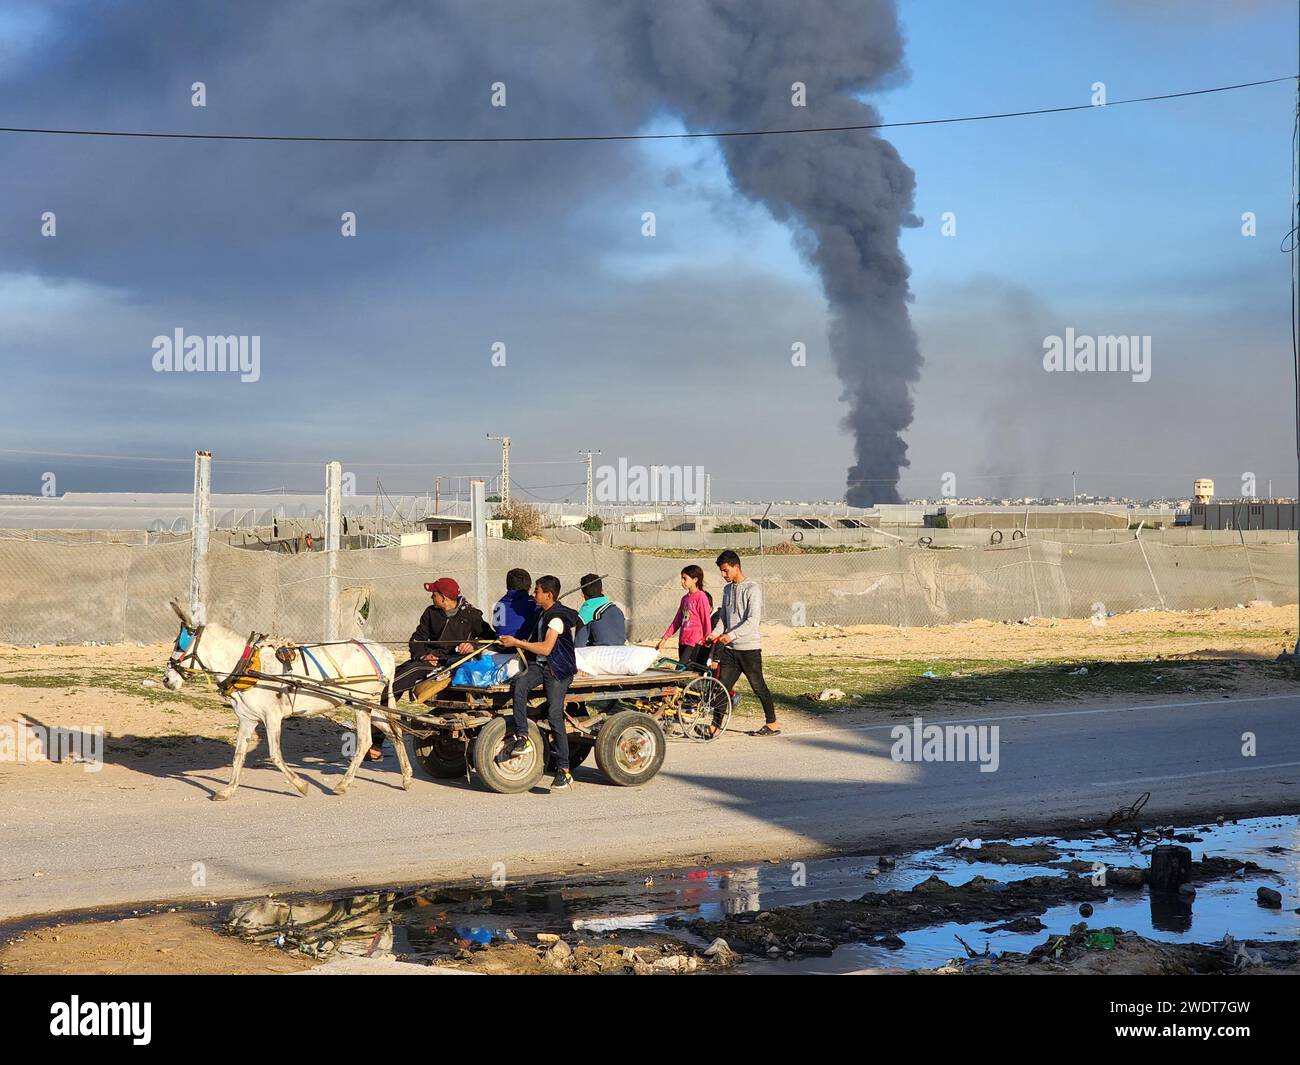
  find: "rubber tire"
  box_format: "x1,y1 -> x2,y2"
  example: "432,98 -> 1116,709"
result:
544,734 -> 593,771
471,717 -> 546,794
593,711 -> 666,787
412,733 -> 469,779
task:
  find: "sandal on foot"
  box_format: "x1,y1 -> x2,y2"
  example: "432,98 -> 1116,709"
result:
751,725 -> 782,736
365,746 -> 384,761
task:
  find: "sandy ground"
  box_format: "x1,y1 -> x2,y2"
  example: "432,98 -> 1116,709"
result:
0,911 -> 315,975
762,603 -> 1297,661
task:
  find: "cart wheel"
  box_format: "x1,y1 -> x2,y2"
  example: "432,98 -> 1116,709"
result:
412,734 -> 469,778
594,711 -> 666,787
472,717 -> 546,794
679,675 -> 731,740
543,733 -> 593,771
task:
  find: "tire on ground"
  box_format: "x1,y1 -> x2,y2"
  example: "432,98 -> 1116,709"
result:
472,716 -> 546,794
593,710 -> 666,787
412,733 -> 469,779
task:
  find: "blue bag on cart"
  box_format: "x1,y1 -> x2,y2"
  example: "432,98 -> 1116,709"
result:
452,653 -> 519,687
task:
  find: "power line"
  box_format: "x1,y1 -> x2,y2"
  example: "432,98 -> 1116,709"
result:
1,76 -> 1292,146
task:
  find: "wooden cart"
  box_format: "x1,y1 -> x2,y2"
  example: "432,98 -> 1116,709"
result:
397,659 -> 731,793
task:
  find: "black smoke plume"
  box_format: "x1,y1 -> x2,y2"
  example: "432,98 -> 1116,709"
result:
604,0 -> 922,504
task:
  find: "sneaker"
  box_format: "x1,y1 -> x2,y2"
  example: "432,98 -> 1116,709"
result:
550,769 -> 572,790
495,734 -> 532,764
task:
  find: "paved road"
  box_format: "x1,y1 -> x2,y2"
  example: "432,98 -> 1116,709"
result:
3,692 -> 1299,920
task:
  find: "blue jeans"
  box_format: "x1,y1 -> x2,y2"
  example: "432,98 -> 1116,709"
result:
511,661 -> 573,771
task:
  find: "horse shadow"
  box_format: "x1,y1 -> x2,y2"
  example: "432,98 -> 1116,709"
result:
13,711 -> 416,799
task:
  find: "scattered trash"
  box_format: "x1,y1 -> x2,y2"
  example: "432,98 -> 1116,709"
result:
1149,845 -> 1193,894
1085,931 -> 1115,951
803,688 -> 846,702
953,933 -> 991,959
1078,903 -> 1093,917
1066,666 -> 1089,676
140,679 -> 157,688
1223,933 -> 1264,968
536,932 -> 560,943
951,838 -> 983,850
703,937 -> 738,965
920,670 -> 939,679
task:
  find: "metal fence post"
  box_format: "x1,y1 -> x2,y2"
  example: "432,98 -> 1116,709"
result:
190,450 -> 211,625
325,460 -> 342,640
471,478 -> 489,611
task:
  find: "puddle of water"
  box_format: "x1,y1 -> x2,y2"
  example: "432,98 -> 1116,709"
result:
51,813 -> 1284,972
752,816 -> 1300,973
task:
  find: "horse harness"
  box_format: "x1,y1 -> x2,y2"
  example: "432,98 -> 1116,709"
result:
172,625 -> 384,698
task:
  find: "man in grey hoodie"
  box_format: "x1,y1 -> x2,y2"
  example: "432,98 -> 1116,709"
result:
711,550 -> 780,735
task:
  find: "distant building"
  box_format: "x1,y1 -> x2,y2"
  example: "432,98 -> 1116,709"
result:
1194,478 -> 1214,504
1190,502 -> 1298,530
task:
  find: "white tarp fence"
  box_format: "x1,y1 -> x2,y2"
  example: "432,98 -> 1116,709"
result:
0,535 -> 1294,646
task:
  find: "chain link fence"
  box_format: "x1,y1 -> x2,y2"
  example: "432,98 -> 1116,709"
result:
0,534 -> 1294,646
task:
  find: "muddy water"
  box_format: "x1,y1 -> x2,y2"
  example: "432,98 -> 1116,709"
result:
232,814 -> 1298,973
9,815 -> 1294,974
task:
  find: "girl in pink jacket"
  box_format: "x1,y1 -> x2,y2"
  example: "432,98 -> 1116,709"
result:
656,565 -> 714,667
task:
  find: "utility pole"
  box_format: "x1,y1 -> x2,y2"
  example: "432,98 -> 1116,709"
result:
190,450 -> 211,626
487,434 -> 510,508
434,476 -> 440,514
1291,70 -> 1300,654
1072,471 -> 1077,505
324,460 -> 341,641
579,449 -> 601,516
470,479 -> 489,611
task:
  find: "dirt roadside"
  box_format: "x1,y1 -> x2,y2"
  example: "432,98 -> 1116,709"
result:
3,604 -> 1295,755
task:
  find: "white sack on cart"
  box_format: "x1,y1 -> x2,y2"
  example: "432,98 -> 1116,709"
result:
574,645 -> 660,677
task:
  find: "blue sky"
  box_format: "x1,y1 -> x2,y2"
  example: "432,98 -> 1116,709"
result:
0,0 -> 1295,503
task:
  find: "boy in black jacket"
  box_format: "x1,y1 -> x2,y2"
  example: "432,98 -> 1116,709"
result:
497,574 -> 581,790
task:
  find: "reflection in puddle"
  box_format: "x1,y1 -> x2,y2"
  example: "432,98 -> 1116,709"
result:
224,815 -> 1299,972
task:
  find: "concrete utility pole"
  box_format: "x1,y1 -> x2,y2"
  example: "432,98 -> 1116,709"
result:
1291,72 -> 1300,654
470,479 -> 489,611
579,449 -> 601,516
487,434 -> 510,507
190,450 -> 211,626
705,473 -> 711,508
324,460 -> 342,641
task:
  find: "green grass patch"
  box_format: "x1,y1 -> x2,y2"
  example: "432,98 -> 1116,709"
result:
756,654 -> 1299,717
0,666 -> 223,711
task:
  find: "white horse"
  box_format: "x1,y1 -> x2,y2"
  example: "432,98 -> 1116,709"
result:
162,600 -> 411,800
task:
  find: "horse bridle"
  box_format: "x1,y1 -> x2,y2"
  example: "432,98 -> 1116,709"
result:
170,623 -> 208,679
170,623 -> 262,696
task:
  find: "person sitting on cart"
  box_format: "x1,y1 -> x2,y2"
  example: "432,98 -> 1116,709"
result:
496,574 -> 581,790
371,576 -> 496,760
573,573 -> 626,647
493,567 -> 539,638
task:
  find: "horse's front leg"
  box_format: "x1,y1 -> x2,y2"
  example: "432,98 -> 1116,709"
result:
213,709 -> 258,801
385,713 -> 414,791
263,706 -> 309,797
333,708 -> 372,795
